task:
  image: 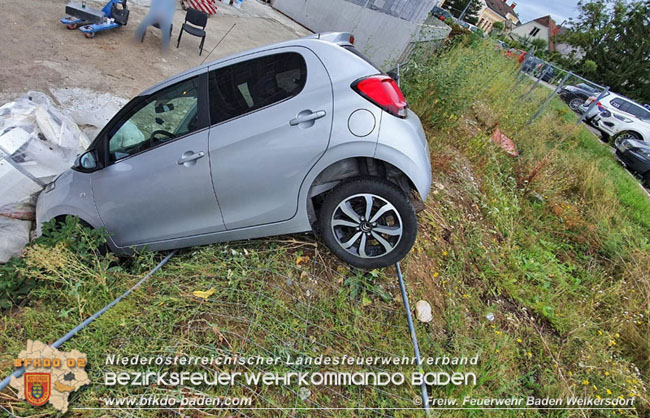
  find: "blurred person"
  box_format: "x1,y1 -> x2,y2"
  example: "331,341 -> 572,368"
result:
135,0 -> 176,50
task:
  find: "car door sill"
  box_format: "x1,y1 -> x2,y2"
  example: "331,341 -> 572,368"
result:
114,217 -> 313,252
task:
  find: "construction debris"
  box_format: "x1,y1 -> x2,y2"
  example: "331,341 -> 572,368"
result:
415,300 -> 433,323
0,92 -> 90,262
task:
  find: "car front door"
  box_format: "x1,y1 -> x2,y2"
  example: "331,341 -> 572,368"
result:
207,47 -> 333,230
91,72 -> 226,247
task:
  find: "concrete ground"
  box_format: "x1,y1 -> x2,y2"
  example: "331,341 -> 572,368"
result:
0,0 -> 311,103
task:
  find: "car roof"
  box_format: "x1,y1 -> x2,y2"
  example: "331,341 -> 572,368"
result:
139,32 -> 353,97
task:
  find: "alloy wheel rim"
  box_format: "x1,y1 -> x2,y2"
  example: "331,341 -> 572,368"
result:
619,133 -> 639,142
569,99 -> 582,110
331,193 -> 403,259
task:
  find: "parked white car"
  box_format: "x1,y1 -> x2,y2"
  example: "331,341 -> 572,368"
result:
581,93 -> 650,142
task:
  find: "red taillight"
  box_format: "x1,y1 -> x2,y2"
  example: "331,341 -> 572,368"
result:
349,35 -> 355,45
440,16 -> 445,21
352,75 -> 408,118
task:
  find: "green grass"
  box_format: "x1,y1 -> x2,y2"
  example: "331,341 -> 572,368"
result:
1,37 -> 648,416
401,37 -> 649,415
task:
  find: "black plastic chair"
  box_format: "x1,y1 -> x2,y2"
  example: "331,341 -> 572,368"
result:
176,8 -> 208,56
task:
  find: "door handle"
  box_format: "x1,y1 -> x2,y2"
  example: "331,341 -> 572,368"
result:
177,151 -> 205,166
289,110 -> 326,126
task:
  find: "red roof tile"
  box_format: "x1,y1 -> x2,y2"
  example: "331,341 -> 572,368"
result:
485,0 -> 519,19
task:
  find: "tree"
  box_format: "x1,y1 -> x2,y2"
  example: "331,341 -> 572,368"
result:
491,21 -> 505,35
530,38 -> 548,52
442,0 -> 483,25
560,0 -> 650,103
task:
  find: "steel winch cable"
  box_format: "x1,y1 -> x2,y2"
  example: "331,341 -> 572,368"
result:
396,261 -> 431,415
0,250 -> 177,392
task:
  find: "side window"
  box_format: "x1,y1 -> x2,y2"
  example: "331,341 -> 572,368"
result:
108,76 -> 202,161
619,101 -> 631,113
627,103 -> 650,119
611,99 -> 633,113
208,52 -> 307,125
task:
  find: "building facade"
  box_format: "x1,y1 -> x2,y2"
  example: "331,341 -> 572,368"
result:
510,16 -> 555,49
510,16 -> 582,57
476,0 -> 519,34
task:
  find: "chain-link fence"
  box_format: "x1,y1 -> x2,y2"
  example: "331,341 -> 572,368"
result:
515,50 -> 610,126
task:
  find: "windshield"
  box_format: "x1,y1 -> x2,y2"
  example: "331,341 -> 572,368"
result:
577,83 -> 596,93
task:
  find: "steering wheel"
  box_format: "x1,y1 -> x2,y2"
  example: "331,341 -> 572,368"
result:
149,129 -> 175,146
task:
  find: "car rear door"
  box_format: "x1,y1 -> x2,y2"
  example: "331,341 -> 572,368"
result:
91,72 -> 226,247
207,47 -> 333,230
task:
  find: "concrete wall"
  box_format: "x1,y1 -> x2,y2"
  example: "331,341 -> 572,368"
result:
272,0 -> 442,69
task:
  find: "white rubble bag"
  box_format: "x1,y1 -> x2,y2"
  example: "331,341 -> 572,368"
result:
50,87 -> 127,140
0,91 -> 90,263
0,199 -> 36,264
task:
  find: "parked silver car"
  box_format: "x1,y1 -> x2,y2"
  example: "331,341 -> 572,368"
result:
36,33 -> 432,268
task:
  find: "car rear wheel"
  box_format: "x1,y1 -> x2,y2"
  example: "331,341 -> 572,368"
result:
569,98 -> 583,111
318,178 -> 417,269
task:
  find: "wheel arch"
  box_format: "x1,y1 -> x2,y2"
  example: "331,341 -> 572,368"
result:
37,206 -> 106,242
52,214 -> 95,229
620,130 -> 646,141
303,154 -> 421,229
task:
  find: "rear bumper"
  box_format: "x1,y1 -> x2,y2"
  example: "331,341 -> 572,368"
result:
375,110 -> 432,201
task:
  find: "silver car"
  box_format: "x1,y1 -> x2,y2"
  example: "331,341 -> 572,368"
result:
36,32 -> 432,268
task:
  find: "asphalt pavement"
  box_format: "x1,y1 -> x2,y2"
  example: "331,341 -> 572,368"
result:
583,122 -> 650,196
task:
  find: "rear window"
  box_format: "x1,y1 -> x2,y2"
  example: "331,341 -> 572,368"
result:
342,45 -> 381,72
208,52 -> 307,125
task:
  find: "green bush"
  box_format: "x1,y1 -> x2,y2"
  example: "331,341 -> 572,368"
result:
0,217 -> 109,309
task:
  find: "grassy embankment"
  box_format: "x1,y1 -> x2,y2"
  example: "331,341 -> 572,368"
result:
0,38 -> 648,416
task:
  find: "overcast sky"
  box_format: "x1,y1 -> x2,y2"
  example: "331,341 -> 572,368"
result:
511,0 -> 581,25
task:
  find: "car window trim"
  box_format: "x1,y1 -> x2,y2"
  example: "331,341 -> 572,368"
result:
99,71 -> 210,167
207,49 -> 308,128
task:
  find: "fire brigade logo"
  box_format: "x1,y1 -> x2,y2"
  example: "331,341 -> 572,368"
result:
11,340 -> 90,413
24,373 -> 51,407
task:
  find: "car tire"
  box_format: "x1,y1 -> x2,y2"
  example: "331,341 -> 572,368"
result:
318,178 -> 417,269
569,98 -> 583,111
613,131 -> 642,144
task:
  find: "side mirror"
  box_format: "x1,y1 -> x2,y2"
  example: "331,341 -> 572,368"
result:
74,150 -> 98,171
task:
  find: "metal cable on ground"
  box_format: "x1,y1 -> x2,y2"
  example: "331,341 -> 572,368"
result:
0,249 -> 177,392
396,261 -> 430,415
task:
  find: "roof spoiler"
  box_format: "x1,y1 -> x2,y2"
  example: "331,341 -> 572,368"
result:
306,32 -> 355,45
